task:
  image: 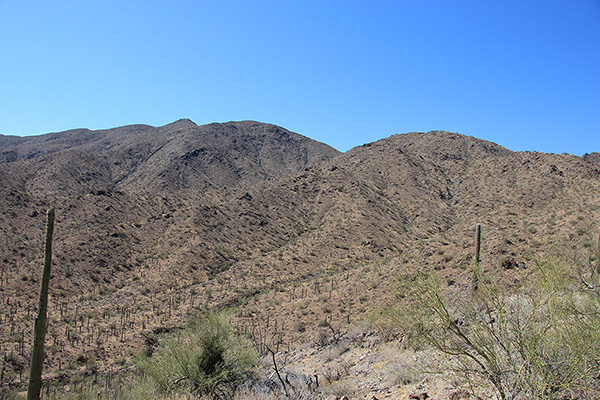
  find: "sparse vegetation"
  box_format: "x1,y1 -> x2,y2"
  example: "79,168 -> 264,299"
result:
392,245 -> 600,399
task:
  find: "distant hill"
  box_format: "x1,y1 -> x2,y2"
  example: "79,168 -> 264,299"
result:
0,119 -> 340,195
1,120 -> 599,394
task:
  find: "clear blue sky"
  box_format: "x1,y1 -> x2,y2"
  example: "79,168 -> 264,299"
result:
1,0 -> 598,155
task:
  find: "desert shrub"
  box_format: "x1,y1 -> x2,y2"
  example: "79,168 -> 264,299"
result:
137,311 -> 257,399
393,249 -> 600,400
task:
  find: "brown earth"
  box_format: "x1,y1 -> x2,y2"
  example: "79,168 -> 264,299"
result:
1,121 -> 599,398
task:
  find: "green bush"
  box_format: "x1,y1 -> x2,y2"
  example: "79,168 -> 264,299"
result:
137,311 -> 257,399
393,250 -> 600,400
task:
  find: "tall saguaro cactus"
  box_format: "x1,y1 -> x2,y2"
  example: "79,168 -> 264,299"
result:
27,208 -> 55,400
475,223 -> 481,265
473,223 -> 482,292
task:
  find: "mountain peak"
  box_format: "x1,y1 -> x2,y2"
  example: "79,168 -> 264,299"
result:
168,118 -> 197,127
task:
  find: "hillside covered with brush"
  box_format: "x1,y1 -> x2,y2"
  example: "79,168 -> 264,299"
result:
1,120 -> 599,399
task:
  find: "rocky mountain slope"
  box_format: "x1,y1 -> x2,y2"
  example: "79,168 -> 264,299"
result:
0,119 -> 339,195
1,121 -> 599,398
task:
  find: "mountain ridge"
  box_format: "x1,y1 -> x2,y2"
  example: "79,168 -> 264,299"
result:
0,120 -> 341,195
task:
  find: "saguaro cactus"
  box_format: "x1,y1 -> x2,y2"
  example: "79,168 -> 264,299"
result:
597,229 -> 600,259
473,223 -> 481,292
27,208 -> 55,400
475,223 -> 481,265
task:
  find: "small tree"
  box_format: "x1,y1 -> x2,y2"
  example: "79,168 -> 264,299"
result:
394,254 -> 600,400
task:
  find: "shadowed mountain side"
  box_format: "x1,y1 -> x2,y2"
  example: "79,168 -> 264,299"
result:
0,120 -> 340,195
